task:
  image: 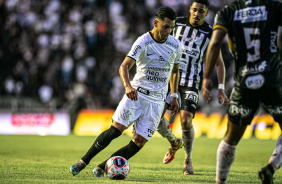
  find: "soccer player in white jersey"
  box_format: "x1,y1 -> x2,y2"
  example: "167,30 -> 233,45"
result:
69,6 -> 182,177
156,0 -> 229,175
203,0 -> 282,183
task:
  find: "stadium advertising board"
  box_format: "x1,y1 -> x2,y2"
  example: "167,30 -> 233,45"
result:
0,112 -> 70,136
74,109 -> 280,140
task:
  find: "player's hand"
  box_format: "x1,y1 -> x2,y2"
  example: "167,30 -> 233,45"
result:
125,86 -> 138,101
202,78 -> 213,104
218,89 -> 229,106
169,98 -> 179,116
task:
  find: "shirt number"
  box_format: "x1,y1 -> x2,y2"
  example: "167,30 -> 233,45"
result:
243,28 -> 260,62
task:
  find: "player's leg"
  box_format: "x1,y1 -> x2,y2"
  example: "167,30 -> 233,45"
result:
216,120 -> 247,184
70,94 -> 135,176
259,87 -> 282,183
216,85 -> 257,183
178,87 -> 199,175
93,97 -> 165,177
258,134 -> 282,184
93,129 -> 146,177
70,121 -> 126,176
157,103 -> 183,164
180,109 -> 195,175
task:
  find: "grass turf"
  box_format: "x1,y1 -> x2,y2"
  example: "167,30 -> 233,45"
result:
0,134 -> 281,183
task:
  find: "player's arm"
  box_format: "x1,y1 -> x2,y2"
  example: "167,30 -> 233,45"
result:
202,28 -> 227,104
119,56 -> 138,101
169,63 -> 180,116
214,51 -> 229,106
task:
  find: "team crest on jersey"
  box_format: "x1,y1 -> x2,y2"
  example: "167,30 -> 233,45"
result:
168,51 -> 176,63
234,6 -> 267,23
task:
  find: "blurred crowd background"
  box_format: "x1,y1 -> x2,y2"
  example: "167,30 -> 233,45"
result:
0,0 -> 242,118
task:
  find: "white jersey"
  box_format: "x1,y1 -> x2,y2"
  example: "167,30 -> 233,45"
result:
127,32 -> 182,101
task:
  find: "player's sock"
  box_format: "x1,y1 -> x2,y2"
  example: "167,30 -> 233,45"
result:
81,125 -> 121,165
216,140 -> 236,184
157,117 -> 178,145
268,134 -> 282,172
182,125 -> 194,161
98,140 -> 141,169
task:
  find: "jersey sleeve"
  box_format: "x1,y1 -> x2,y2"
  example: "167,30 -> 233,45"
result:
127,36 -> 145,61
213,6 -> 234,33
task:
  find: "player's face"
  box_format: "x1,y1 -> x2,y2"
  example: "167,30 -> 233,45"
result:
189,2 -> 209,26
154,17 -> 175,42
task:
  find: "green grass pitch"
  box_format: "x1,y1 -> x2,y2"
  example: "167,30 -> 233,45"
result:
0,134 -> 281,183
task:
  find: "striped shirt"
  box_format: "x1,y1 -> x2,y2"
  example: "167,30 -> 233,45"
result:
172,17 -> 212,89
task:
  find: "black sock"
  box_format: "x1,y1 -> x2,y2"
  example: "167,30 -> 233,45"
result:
267,164 -> 275,175
81,125 -> 121,165
98,140 -> 141,170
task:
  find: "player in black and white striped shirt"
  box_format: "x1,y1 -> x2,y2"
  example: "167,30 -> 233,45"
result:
157,0 -> 229,175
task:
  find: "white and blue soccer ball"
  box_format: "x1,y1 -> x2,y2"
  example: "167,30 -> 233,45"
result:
105,156 -> 130,180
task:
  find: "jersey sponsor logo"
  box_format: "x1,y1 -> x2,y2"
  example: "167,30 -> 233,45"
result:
245,74 -> 265,89
145,40 -> 154,46
185,49 -> 200,58
234,6 -> 267,23
146,68 -> 168,82
267,105 -> 282,116
179,62 -> 187,71
137,87 -> 150,95
270,31 -> 278,53
166,41 -> 179,49
147,67 -> 170,72
184,37 -> 193,42
241,61 -> 267,75
131,45 -> 141,56
184,91 -> 199,104
229,104 -> 252,118
146,75 -> 167,82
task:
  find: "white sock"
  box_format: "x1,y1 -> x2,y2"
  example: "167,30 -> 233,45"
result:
157,118 -> 178,144
216,140 -> 237,184
269,134 -> 282,171
182,126 -> 194,161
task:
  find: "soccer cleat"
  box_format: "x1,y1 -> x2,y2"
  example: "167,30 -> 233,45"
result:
163,139 -> 183,164
92,166 -> 104,177
70,159 -> 87,176
183,159 -> 194,175
258,166 -> 273,184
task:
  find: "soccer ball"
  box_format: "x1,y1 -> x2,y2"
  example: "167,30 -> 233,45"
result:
105,156 -> 130,180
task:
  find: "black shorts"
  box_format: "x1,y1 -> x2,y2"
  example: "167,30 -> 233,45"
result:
179,86 -> 199,117
228,84 -> 282,126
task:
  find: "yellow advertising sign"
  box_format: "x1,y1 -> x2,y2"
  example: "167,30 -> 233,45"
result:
74,109 -> 280,140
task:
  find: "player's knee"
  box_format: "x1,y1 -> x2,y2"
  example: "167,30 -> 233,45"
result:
180,114 -> 193,129
132,136 -> 147,148
112,121 -> 127,133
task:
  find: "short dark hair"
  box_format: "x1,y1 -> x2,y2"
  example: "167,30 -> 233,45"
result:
155,6 -> 177,21
192,0 -> 209,8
